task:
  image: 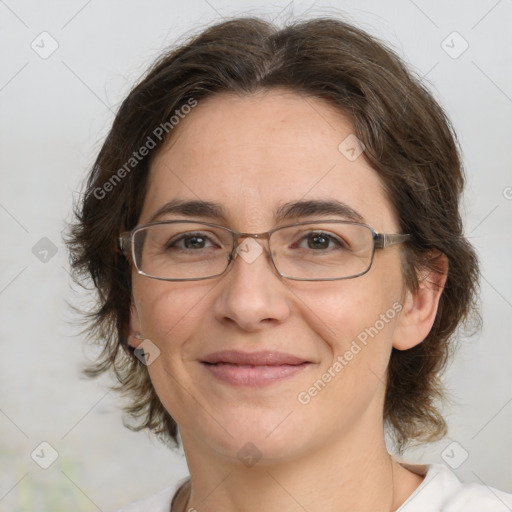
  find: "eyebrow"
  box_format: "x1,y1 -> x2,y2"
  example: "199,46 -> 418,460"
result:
275,199 -> 364,223
148,198 -> 364,224
149,199 -> 229,223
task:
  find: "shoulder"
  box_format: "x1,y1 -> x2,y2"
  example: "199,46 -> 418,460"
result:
398,462 -> 512,512
110,478 -> 186,512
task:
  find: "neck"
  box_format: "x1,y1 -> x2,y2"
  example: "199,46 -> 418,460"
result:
178,427 -> 416,512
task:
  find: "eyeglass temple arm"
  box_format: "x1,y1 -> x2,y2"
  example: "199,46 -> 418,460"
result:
374,233 -> 411,249
118,233 -> 130,253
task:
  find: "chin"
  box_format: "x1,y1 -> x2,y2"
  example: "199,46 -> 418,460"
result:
183,405 -> 318,466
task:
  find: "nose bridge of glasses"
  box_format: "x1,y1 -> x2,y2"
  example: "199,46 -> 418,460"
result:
230,231 -> 273,264
233,230 -> 271,240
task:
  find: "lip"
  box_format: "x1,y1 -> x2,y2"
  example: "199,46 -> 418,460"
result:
200,350 -> 311,387
201,350 -> 308,366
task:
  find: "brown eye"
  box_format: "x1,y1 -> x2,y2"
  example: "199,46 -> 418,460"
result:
307,234 -> 330,250
168,233 -> 214,250
298,231 -> 347,251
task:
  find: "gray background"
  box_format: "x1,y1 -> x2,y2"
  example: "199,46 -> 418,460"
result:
0,1 -> 511,511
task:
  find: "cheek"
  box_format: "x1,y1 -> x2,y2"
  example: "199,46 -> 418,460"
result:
291,272 -> 403,348
131,278 -> 216,424
290,260 -> 405,401
295,283 -> 403,418
132,276 -> 215,350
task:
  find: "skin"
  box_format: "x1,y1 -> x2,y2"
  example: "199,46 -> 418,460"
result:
129,89 -> 447,512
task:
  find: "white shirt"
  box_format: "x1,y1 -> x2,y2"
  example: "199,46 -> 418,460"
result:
113,463 -> 512,512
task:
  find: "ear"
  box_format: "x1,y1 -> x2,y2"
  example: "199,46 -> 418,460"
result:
393,252 -> 448,351
127,303 -> 142,348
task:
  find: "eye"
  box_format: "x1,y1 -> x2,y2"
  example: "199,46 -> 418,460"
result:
299,231 -> 347,250
167,232 -> 216,250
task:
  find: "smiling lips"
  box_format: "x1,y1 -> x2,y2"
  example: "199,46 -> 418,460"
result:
201,350 -> 311,386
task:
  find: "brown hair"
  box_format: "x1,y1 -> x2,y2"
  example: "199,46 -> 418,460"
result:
67,15 -> 480,452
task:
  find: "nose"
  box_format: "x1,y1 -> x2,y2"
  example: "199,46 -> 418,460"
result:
211,237 -> 292,332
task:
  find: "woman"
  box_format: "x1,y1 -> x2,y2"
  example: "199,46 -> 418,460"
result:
67,15 -> 512,512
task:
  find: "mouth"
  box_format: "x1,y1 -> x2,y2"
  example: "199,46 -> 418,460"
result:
200,350 -> 311,387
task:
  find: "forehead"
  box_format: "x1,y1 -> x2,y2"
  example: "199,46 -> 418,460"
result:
141,89 -> 398,231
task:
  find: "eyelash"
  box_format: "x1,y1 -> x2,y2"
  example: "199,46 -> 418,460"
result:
167,231 -> 348,251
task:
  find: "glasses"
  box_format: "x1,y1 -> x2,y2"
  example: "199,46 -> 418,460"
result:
119,220 -> 411,282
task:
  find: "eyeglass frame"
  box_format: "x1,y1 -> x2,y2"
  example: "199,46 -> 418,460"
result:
118,219 -> 411,282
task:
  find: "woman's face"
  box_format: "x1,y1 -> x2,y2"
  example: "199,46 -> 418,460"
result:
131,89 -> 408,463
